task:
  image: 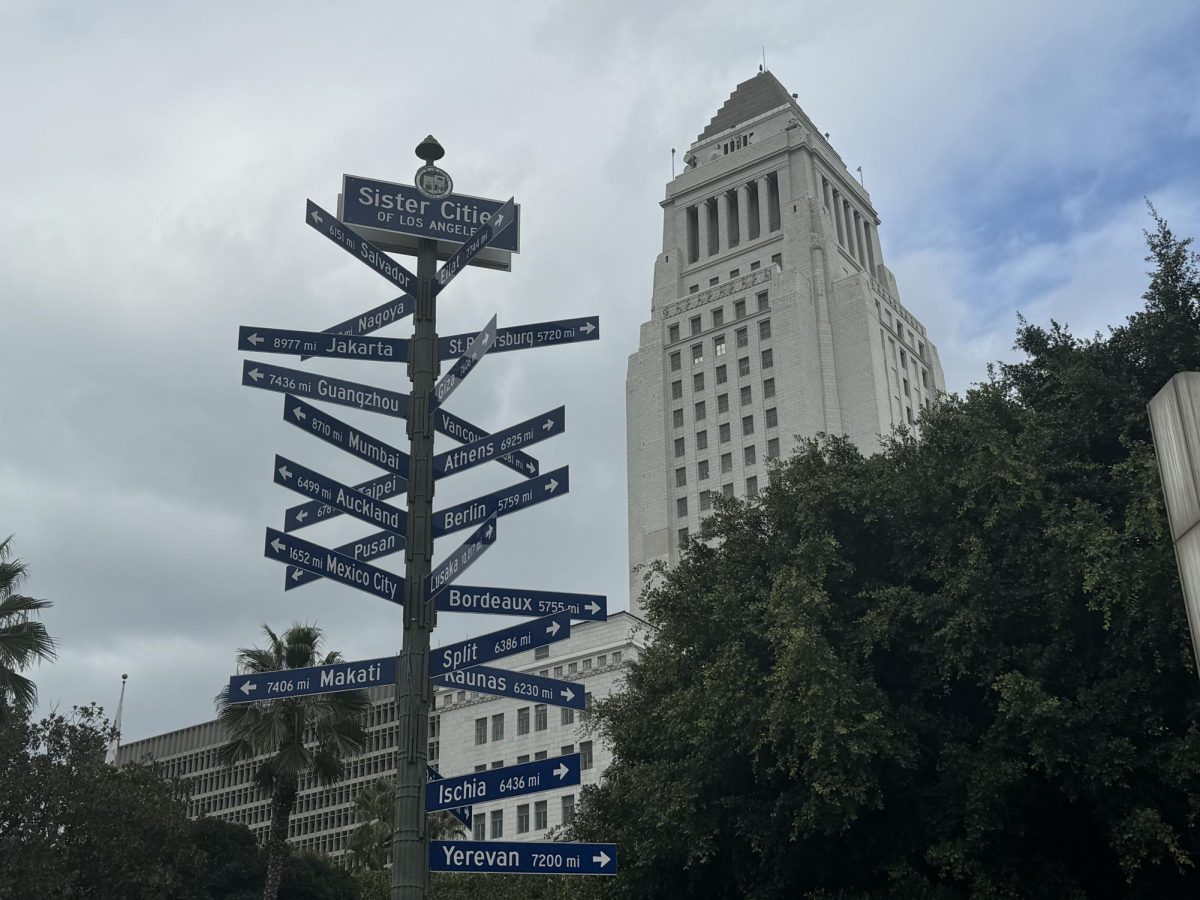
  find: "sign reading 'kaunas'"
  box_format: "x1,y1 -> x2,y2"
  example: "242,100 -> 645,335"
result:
338,174 -> 520,271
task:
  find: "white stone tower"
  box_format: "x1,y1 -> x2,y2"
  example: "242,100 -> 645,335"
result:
626,71 -> 945,612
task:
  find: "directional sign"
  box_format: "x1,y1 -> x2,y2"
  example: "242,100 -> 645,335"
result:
305,199 -> 417,293
426,754 -> 580,812
341,174 -> 520,254
283,396 -> 410,479
434,466 -> 567,538
428,766 -> 471,830
433,197 -> 516,295
439,316 -> 599,361
243,361 -> 410,419
239,325 -> 409,363
432,664 -> 585,711
264,527 -> 404,605
228,656 -> 395,704
285,470 -> 407,533
432,315 -> 495,409
433,407 -> 564,480
430,841 -> 617,876
437,585 -> 607,621
428,516 -> 497,599
285,527 -> 405,589
274,455 -> 407,538
429,613 -> 570,677
300,293 -> 414,361
434,406 -> 540,480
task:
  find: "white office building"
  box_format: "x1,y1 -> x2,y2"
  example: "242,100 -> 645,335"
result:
627,71 -> 945,609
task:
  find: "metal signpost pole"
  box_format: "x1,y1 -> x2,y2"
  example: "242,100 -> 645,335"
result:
392,137 -> 445,900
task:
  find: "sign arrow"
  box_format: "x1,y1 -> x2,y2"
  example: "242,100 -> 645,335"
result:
553,762 -> 569,780
277,464 -> 292,480
433,407 -> 564,480
433,197 -> 517,295
240,681 -> 256,696
270,537 -> 285,553
248,367 -> 264,381
593,852 -> 611,868
247,332 -> 264,346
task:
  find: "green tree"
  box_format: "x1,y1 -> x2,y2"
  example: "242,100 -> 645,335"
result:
348,776 -> 466,871
215,624 -> 370,900
0,535 -> 56,723
573,213 -> 1200,898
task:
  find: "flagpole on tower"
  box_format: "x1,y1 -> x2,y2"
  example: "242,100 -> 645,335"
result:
105,673 -> 128,766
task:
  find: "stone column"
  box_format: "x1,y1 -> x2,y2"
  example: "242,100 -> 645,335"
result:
716,191 -> 730,254
758,176 -> 772,237
854,211 -> 868,266
832,191 -> 845,246
737,184 -> 753,243
697,200 -> 710,260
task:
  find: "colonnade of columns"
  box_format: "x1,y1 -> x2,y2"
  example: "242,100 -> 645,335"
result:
820,175 -> 878,274
685,174 -> 779,263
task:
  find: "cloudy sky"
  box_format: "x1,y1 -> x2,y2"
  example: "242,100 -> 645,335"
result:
4,0 -> 1199,743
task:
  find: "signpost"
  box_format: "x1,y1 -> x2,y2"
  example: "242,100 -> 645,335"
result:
244,361 -> 410,419
285,470 -> 408,532
433,197 -> 517,294
263,527 -> 404,605
427,515 -> 497,598
283,396 -> 411,479
305,199 -> 418,292
430,841 -> 617,876
432,407 -> 564,479
432,663 -> 585,710
228,656 -> 395,704
429,612 -> 570,678
239,325 -> 410,363
432,314 -> 495,408
436,584 -> 607,621
425,754 -> 580,812
439,316 -> 599,360
273,455 -> 408,537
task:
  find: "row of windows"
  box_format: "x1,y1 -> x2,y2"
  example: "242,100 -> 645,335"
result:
676,436 -> 781,485
471,742 -> 594,773
673,377 -> 777,421
667,290 -> 771,344
672,353 -> 774,430
875,299 -> 927,356
473,794 -> 577,840
686,256 -> 782,297
474,695 -> 594,745
673,407 -> 778,460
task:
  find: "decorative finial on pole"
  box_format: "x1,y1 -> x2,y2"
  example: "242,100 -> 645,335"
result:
414,136 -> 453,199
415,135 -> 445,163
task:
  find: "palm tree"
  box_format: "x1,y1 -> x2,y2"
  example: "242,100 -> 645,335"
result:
214,624 -> 370,900
0,536 -> 56,723
348,776 -> 466,871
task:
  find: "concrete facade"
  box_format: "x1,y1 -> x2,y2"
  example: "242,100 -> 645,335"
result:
627,72 -> 945,611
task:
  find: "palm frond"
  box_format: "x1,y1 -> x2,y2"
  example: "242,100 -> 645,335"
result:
0,619 -> 57,666
237,647 -> 283,674
0,668 -> 37,712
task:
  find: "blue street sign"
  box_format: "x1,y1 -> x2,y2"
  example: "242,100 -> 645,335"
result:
433,197 -> 517,295
342,175 -> 520,254
433,466 -> 567,538
300,293 -> 414,360
283,396 -> 410,479
305,199 -> 417,293
285,527 -> 404,589
228,656 -> 395,704
434,406 -> 540,480
428,516 -> 497,599
432,664 -> 585,711
239,325 -> 409,363
437,585 -> 607,621
432,315 -> 495,409
428,766 -> 471,830
433,407 -> 565,480
284,468 -> 566,590
273,455 -> 407,537
429,613 -> 570,677
264,527 -> 404,605
285,470 -> 407,532
426,754 -> 580,812
430,841 -> 617,876
243,361 -> 410,419
438,316 -> 599,360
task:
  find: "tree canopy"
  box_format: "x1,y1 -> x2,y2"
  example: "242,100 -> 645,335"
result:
573,212 -> 1200,898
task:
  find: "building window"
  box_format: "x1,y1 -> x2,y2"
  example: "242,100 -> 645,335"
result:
675,467 -> 687,487
457,691 -> 466,703
598,654 -> 607,667
740,385 -> 752,406
712,307 -> 724,327
744,445 -> 756,465
736,327 -> 748,348
613,651 -> 622,663
690,315 -> 702,336
475,764 -> 487,772
691,344 -> 703,365
535,800 -> 548,831
921,369 -> 929,389
689,284 -> 699,294
717,393 -> 729,414
729,268 -> 740,279
518,707 -> 530,735
535,704 -> 547,731
719,423 -> 731,444
746,476 -> 759,494
763,378 -> 775,399
561,706 -> 574,725
492,714 -> 505,741
906,406 -> 914,424
475,718 -> 487,745
696,430 -> 708,450
742,415 -> 754,436
709,276 -> 719,286
674,437 -> 685,457
903,377 -> 910,397
693,372 -> 705,392
670,351 -> 681,372
535,645 -> 549,660
757,290 -> 769,310
580,741 -> 594,770
694,400 -> 706,421
490,811 -> 503,839
759,318 -> 771,340
668,323 -> 679,343
534,750 -> 547,761
673,408 -> 684,428
716,364 -> 727,384
722,482 -> 734,498
562,796 -> 576,825
766,408 -> 778,429
714,335 -> 726,357
761,348 -> 773,369
517,804 -> 530,834
473,817 -> 486,840
700,491 -> 712,511
677,497 -> 688,517
553,665 -> 563,677
767,437 -> 780,459
771,252 -> 782,269
738,357 -> 751,377
900,348 -> 908,368
735,299 -> 746,319
721,452 -> 732,473
698,459 -> 710,480
671,380 -> 682,400
918,340 -> 926,359
678,527 -> 689,546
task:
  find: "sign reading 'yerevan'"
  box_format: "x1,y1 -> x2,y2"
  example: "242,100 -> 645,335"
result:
430,841 -> 617,876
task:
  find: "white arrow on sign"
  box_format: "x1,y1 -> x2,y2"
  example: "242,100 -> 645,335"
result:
585,601 -> 601,615
593,852 -> 611,868
292,405 -> 306,422
278,464 -> 293,480
485,524 -> 495,540
547,621 -> 561,637
296,509 -> 308,523
249,367 -> 264,381
240,681 -> 257,696
581,321 -> 596,334
544,478 -> 559,493
543,418 -> 553,431
310,208 -> 322,225
553,762 -> 569,780
247,333 -> 264,346
270,538 -> 285,553
525,461 -> 537,474
561,687 -> 575,702
290,568 -> 303,582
